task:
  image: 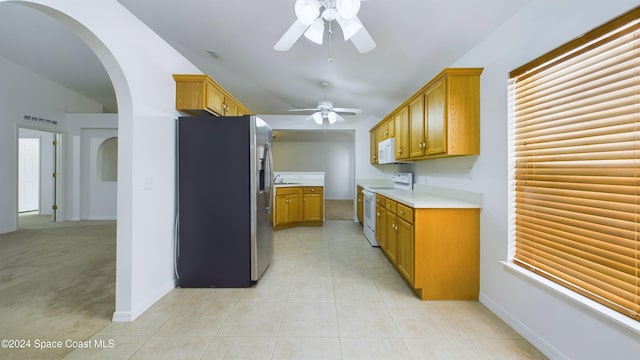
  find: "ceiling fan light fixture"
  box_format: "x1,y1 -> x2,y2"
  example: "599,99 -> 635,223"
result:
327,111 -> 338,124
336,0 -> 361,19
312,112 -> 323,125
321,7 -> 337,21
304,18 -> 324,44
295,0 -> 320,26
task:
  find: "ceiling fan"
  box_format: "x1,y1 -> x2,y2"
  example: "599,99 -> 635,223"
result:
274,0 -> 376,53
289,100 -> 362,125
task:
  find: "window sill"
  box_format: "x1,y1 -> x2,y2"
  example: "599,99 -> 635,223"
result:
501,261 -> 640,335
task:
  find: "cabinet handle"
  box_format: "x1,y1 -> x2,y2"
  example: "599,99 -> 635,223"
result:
398,147 -> 403,154
376,212 -> 380,217
400,210 -> 405,215
311,189 -> 315,192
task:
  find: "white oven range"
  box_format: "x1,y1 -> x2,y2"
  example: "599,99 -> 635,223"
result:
362,172 -> 413,246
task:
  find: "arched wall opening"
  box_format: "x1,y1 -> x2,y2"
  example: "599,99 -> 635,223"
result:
3,0 -> 135,321
2,0 -> 202,323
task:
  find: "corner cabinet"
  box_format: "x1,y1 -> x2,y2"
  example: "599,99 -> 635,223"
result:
274,186 -> 323,230
371,68 -> 483,162
375,194 -> 479,300
173,74 -> 251,117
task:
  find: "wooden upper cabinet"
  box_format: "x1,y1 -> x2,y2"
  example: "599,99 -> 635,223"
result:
425,79 -> 446,156
369,128 -> 378,164
173,74 -> 251,117
204,80 -> 224,115
394,106 -> 409,160
370,68 -> 482,162
409,93 -> 426,158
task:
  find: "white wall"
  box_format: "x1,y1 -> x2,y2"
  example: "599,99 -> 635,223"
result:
260,114 -> 388,185
272,139 -> 354,199
0,54 -> 102,234
64,114 -> 118,221
409,1 -> 640,358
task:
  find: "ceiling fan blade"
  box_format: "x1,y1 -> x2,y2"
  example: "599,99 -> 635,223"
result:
332,107 -> 363,114
350,18 -> 376,53
288,108 -> 320,113
274,20 -> 309,51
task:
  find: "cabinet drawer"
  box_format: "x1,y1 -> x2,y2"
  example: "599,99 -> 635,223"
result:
397,203 -> 414,224
303,186 -> 323,194
385,199 -> 397,213
277,187 -> 300,196
376,195 -> 386,207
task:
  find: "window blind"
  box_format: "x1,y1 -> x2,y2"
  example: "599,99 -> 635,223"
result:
510,7 -> 640,321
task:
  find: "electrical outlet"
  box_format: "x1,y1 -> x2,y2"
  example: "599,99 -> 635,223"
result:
143,177 -> 153,190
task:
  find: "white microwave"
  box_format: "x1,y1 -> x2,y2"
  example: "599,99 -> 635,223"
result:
377,137 -> 396,164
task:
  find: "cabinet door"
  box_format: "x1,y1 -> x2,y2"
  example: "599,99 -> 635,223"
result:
385,211 -> 398,263
386,116 -> 395,139
396,218 -> 414,284
426,79 -> 447,155
409,93 -> 426,158
303,193 -> 323,222
394,106 -> 410,160
288,192 -> 302,223
274,194 -> 289,227
376,204 -> 386,249
224,99 -> 238,116
370,130 -> 378,164
377,123 -> 388,142
356,188 -> 364,224
205,81 -> 225,115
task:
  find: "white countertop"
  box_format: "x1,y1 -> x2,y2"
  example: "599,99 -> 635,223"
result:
274,172 -> 325,187
357,183 -> 482,209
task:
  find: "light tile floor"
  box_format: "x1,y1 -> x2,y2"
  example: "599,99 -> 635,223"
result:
65,220 -> 546,359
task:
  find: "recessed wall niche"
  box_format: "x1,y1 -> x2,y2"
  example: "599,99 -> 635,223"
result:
97,137 -> 118,182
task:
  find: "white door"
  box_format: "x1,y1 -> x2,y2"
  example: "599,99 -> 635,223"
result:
19,138 -> 40,212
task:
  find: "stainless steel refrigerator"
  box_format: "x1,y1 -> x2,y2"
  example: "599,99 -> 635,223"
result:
176,115 -> 274,287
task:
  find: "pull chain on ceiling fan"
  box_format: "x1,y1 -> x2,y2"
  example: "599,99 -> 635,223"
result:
274,0 -> 376,53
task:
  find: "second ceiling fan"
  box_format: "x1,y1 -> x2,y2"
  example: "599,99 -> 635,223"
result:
274,0 -> 376,53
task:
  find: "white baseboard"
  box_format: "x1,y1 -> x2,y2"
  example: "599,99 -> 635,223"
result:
479,292 -> 567,360
111,311 -> 132,322
85,216 -> 117,221
0,225 -> 17,234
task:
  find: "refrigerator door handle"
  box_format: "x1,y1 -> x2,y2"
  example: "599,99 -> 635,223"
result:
264,143 -> 273,214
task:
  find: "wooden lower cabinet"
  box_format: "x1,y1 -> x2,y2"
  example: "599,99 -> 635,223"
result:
274,187 -> 302,229
303,187 -> 323,223
274,186 -> 323,230
396,217 -> 414,285
356,186 -> 364,224
375,203 -> 386,249
413,208 -> 479,300
376,194 -> 479,300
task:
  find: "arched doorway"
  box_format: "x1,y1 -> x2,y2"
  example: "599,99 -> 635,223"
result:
0,0 -> 202,328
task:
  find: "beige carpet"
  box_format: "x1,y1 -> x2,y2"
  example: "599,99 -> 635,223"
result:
325,200 -> 354,220
0,214 -> 116,360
